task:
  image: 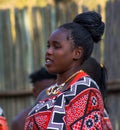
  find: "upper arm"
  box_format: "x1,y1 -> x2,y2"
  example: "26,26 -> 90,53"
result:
11,107 -> 32,130
64,84 -> 105,129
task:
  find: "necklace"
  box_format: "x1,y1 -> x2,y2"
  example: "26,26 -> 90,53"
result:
46,70 -> 82,95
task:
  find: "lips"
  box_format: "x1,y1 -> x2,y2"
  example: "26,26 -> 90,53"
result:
45,58 -> 54,66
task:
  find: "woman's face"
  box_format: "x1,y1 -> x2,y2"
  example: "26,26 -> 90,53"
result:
45,28 -> 76,74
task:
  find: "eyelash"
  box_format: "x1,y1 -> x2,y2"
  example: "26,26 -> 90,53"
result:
54,45 -> 61,49
47,44 -> 50,48
47,43 -> 61,49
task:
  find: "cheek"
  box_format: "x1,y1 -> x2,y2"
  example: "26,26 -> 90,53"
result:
55,50 -> 73,65
55,45 -> 73,58
56,51 -> 67,58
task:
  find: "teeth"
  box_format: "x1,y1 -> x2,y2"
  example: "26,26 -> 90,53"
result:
46,59 -> 50,62
46,59 -> 52,64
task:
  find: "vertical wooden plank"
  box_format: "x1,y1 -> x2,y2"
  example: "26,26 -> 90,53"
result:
56,3 -> 67,26
32,6 -> 47,69
105,1 -> 120,81
0,10 -> 5,91
65,3 -> 74,22
44,5 -> 52,37
2,9 -> 14,91
22,7 -> 33,73
14,8 -> 28,90
31,7 -> 42,70
50,5 -> 57,31
69,1 -> 78,18
20,7 -> 33,89
39,7 -> 47,67
0,10 -> 14,128
104,1 -> 120,129
14,8 -> 23,90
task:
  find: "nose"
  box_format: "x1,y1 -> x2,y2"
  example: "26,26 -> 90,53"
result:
46,47 -> 53,55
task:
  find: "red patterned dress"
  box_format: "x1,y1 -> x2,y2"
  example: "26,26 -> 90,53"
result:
0,107 -> 9,130
24,71 -> 113,130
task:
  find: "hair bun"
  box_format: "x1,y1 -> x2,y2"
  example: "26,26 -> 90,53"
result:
73,11 -> 105,43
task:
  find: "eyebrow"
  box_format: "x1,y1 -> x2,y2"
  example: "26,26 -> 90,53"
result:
47,40 -> 60,44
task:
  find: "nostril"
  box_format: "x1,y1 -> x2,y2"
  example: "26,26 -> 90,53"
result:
46,47 -> 53,55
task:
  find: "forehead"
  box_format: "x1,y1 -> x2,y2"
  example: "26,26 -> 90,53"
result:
48,28 -> 69,42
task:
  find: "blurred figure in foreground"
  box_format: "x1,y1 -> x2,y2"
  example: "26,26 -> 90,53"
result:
0,107 -> 9,130
81,57 -> 107,105
81,57 -> 112,129
11,67 -> 56,130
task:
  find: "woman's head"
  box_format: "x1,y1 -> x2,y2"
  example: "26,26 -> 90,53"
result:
45,11 -> 105,74
59,11 -> 105,62
45,28 -> 79,73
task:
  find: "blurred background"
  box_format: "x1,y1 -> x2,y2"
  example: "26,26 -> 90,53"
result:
0,0 -> 120,129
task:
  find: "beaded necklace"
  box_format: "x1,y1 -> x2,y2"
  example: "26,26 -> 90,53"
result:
46,70 -> 82,95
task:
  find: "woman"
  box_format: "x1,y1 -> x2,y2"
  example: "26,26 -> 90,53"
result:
24,11 -> 112,130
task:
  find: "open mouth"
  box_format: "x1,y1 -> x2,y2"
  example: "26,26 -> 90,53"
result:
45,58 -> 54,65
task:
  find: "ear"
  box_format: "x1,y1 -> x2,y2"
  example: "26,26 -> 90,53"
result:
73,47 -> 83,60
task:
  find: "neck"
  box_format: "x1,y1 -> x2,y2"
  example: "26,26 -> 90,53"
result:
56,67 -> 81,85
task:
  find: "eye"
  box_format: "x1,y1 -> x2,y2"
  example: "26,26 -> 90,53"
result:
47,41 -> 61,49
47,44 -> 50,48
53,42 -> 61,49
47,42 -> 50,48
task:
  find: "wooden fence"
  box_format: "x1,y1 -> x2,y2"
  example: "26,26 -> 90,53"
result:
105,1 -> 120,130
0,1 -> 120,130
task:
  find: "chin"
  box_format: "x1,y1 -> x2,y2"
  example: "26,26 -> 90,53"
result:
46,66 -> 56,74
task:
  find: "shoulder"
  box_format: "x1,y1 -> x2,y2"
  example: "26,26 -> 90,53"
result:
64,76 -> 103,105
74,76 -> 102,99
35,88 -> 48,103
68,76 -> 100,94
11,107 -> 32,130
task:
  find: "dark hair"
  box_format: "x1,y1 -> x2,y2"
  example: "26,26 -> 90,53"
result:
81,57 -> 107,102
59,11 -> 105,62
29,67 -> 57,84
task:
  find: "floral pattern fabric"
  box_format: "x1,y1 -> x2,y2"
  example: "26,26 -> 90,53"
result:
24,71 -> 113,130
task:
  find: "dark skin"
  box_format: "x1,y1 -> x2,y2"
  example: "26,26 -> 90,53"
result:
32,79 -> 55,98
45,28 -> 83,86
12,28 -> 88,130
